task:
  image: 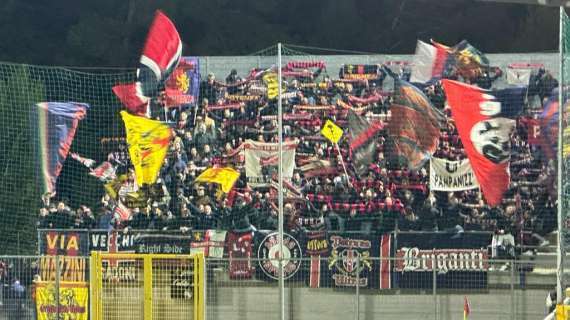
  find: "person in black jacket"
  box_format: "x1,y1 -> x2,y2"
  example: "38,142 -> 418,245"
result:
228,198 -> 258,233
173,203 -> 195,233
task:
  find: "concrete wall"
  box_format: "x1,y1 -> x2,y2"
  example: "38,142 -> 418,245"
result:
205,286 -> 546,320
97,266 -> 554,320
198,53 -> 559,87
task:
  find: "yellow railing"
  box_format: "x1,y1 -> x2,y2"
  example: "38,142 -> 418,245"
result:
90,252 -> 205,320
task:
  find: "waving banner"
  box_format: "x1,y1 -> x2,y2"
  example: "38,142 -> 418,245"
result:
121,111 -> 173,186
410,40 -> 451,83
442,80 -> 519,206
33,102 -> 90,194
244,139 -> 297,187
138,10 -> 182,97
429,157 -> 479,191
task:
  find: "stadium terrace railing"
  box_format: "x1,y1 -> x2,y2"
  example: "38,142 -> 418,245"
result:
0,254 -> 554,320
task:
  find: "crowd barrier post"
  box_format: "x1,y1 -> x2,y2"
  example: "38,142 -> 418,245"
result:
355,255 -> 360,320
433,253 -> 438,320
511,261 -> 516,320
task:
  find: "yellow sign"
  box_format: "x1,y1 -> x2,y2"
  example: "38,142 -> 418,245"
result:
121,111 -> 173,186
556,304 -> 570,319
320,120 -> 344,144
36,281 -> 89,320
195,167 -> 240,193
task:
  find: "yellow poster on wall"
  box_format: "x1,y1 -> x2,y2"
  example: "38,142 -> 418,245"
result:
35,281 -> 89,320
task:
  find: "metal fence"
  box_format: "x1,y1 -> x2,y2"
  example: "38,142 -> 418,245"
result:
0,255 -> 555,320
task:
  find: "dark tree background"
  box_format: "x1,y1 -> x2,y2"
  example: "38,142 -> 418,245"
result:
0,0 -> 560,66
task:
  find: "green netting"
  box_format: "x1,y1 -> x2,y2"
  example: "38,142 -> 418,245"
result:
0,43 -> 561,256
0,64 -> 134,253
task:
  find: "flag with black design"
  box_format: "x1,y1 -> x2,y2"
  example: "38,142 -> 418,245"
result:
348,111 -> 384,177
386,74 -> 444,170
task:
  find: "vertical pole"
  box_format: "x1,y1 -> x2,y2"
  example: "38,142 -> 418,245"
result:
277,42 -> 285,320
143,256 -> 153,320
432,254 -> 437,320
55,255 -> 61,320
90,252 -> 97,320
557,5 -> 566,304
511,260 -> 516,320
355,256 -> 360,320
202,255 -> 207,320
335,143 -> 352,187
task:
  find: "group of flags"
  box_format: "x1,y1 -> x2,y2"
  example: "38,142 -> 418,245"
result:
34,16 -> 555,213
34,11 -> 240,206
411,39 -> 489,84
318,38 -> 532,207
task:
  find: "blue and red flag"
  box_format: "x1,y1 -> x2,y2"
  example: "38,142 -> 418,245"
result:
163,57 -> 200,108
442,80 -> 522,206
32,102 -> 90,194
386,77 -> 444,170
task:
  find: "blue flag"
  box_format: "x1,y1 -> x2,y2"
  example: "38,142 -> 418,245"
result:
32,102 -> 90,193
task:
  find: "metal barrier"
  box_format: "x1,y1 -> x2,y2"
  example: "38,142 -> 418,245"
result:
0,254 -> 555,320
90,252 -> 205,320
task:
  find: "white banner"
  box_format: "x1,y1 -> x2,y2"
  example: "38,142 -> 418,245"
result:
506,68 -> 531,86
429,157 -> 479,191
244,139 -> 297,187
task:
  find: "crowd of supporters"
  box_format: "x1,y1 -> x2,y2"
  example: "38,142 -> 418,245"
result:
37,62 -> 561,256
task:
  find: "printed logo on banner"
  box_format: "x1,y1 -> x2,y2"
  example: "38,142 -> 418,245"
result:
328,236 -> 373,287
35,282 -> 89,320
394,247 -> 489,273
228,232 -> 254,279
258,232 -> 303,280
244,140 -> 297,187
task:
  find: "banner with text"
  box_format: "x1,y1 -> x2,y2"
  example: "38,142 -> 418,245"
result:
429,157 -> 479,191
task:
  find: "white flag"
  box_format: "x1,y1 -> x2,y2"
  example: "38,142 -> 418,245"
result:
244,139 -> 297,187
506,68 -> 531,86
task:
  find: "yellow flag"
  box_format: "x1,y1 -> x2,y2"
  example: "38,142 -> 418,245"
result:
36,281 -> 89,320
263,72 -> 279,99
121,111 -> 172,186
320,119 -> 344,144
195,167 -> 240,193
564,127 -> 570,158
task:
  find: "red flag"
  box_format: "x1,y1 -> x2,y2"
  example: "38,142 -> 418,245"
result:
463,296 -> 470,319
442,80 -> 515,206
138,11 -> 182,97
112,83 -> 149,116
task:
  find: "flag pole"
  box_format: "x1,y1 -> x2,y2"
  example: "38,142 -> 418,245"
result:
557,5 -> 566,304
277,42 -> 285,320
334,143 -> 352,187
